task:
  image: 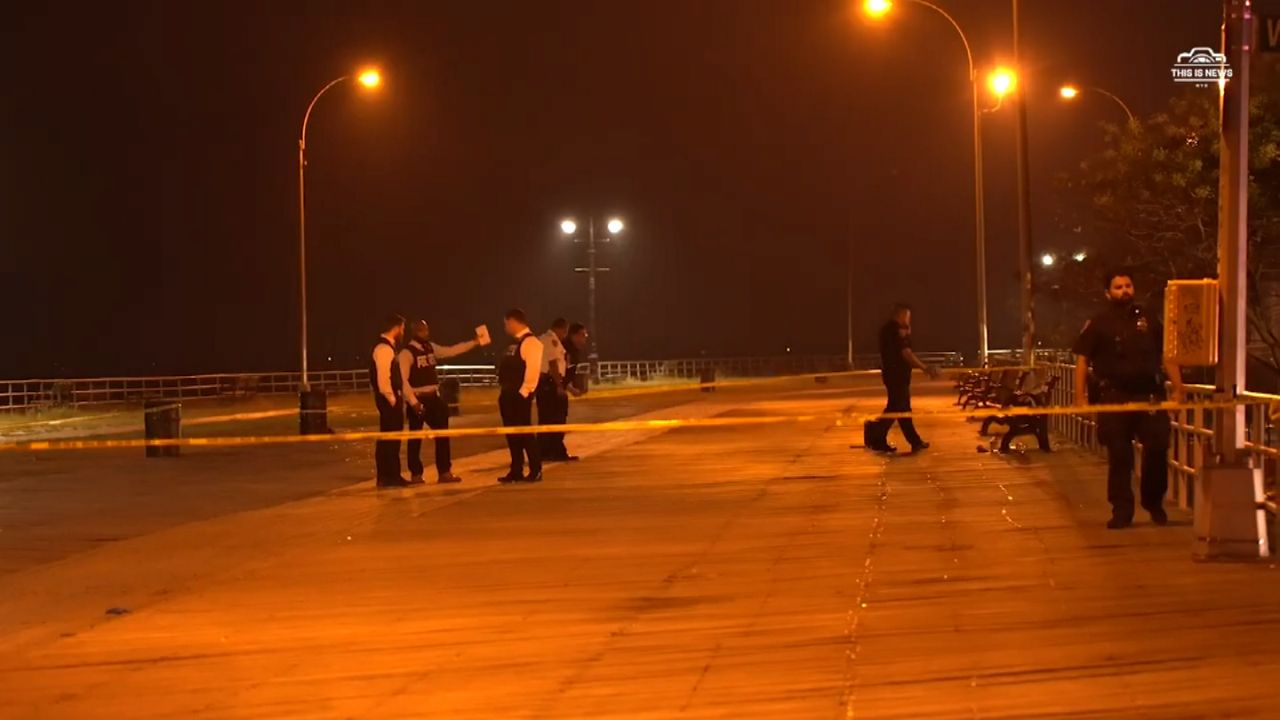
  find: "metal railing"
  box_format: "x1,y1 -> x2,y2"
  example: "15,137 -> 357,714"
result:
0,352 -> 969,413
0,366 -> 499,413
1036,361 -> 1276,514
594,352 -> 966,382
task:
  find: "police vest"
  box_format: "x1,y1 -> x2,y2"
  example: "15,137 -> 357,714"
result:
404,340 -> 439,389
1092,304 -> 1164,395
369,336 -> 404,399
499,334 -> 537,393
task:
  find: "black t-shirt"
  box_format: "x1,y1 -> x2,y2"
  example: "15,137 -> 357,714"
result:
1072,303 -> 1165,396
879,320 -> 911,382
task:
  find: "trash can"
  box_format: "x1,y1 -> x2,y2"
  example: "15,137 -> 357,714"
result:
143,400 -> 181,458
299,389 -> 329,435
700,367 -> 717,392
439,378 -> 462,417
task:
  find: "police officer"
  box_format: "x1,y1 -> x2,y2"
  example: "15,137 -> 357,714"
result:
1072,269 -> 1184,529
370,313 -> 409,487
497,308 -> 544,483
536,318 -> 572,461
865,303 -> 938,454
397,320 -> 481,485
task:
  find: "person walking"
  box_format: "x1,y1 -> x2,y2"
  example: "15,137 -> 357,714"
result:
1073,269 -> 1184,529
497,309 -> 544,483
398,320 -> 481,484
864,303 -> 937,454
370,313 -> 409,487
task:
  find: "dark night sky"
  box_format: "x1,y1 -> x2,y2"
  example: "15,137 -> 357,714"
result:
1,0 -> 1231,377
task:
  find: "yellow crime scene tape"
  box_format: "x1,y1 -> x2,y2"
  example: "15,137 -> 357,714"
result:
0,396 -> 1249,454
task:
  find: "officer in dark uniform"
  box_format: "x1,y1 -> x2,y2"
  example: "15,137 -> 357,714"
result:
369,313 -> 409,487
1072,269 -> 1184,529
497,308 -> 544,483
865,303 -> 938,453
398,320 -> 480,484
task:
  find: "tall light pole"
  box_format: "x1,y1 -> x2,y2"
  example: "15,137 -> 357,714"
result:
560,216 -> 623,372
298,67 -> 381,393
1058,84 -> 1136,125
1012,0 -> 1036,364
862,0 -> 1008,366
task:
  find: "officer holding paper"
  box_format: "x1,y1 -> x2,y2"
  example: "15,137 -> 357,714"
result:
398,320 -> 489,484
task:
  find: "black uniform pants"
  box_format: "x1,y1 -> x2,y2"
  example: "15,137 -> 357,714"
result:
536,375 -> 569,458
866,377 -> 924,448
1098,409 -> 1170,519
499,390 -> 541,475
407,392 -> 451,476
374,394 -> 404,481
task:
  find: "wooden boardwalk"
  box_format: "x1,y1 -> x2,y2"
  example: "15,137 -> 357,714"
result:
1,386 -> 1278,718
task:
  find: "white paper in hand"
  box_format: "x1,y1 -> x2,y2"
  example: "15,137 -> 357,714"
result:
475,325 -> 492,346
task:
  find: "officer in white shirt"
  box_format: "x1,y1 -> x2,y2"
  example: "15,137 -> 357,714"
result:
497,308 -> 544,483
397,319 -> 480,485
369,313 -> 408,487
537,317 -> 573,461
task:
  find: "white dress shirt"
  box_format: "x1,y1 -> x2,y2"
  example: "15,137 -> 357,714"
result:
539,331 -> 566,377
516,330 -> 543,398
372,333 -> 398,404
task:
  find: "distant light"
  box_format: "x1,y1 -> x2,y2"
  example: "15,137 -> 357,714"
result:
357,68 -> 382,89
1059,85 -> 1079,100
560,219 -> 577,235
863,0 -> 892,18
988,67 -> 1017,98
1072,251 -> 1088,262
786,346 -> 792,353
1040,253 -> 1056,267
606,218 -> 624,234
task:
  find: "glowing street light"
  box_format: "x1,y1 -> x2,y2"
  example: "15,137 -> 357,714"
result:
559,215 -> 626,370
357,68 -> 382,88
988,67 -> 1017,98
297,66 -> 383,400
863,0 -> 893,18
1040,253 -> 1056,268
1057,83 -> 1135,124
1072,250 -> 1088,262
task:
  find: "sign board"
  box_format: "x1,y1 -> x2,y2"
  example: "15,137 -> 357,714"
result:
1164,279 -> 1219,367
1261,14 -> 1280,52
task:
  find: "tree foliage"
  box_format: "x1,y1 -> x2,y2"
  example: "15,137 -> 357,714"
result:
1055,57 -> 1280,375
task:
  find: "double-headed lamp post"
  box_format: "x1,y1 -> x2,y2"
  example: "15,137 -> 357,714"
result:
863,0 -> 1015,366
1058,84 -> 1136,125
298,67 -> 382,393
560,216 -> 623,370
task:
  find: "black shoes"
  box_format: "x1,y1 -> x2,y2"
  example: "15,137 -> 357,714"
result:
909,441 -> 931,454
437,472 -> 463,484
498,470 -> 543,484
1107,516 -> 1133,530
406,474 -> 427,486
376,476 -> 412,488
868,444 -> 898,454
1147,506 -> 1169,526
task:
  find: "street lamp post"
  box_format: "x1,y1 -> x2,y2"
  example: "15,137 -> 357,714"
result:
561,216 -> 623,374
1012,0 -> 1036,364
1058,84 -> 1136,125
297,68 -> 381,393
863,0 -> 1008,367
